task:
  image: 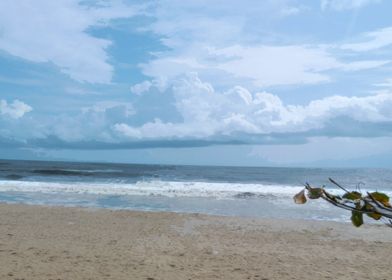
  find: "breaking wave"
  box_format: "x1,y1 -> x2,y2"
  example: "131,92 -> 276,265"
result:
0,180 -> 310,199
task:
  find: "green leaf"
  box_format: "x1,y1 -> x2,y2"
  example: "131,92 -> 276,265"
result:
293,189 -> 307,204
307,187 -> 323,199
351,211 -> 363,227
363,203 -> 382,220
369,192 -> 390,207
367,212 -> 382,220
343,191 -> 362,200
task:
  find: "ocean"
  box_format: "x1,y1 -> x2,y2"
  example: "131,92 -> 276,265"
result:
1,159 -> 391,222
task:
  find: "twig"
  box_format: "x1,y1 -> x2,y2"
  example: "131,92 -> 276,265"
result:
328,178 -> 350,193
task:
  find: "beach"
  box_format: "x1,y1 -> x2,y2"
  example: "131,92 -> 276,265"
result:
1,204 -> 391,280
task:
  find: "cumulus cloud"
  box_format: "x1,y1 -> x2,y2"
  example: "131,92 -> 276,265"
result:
48,101 -> 135,142
0,100 -> 134,145
0,99 -> 32,119
0,0 -> 138,83
321,0 -> 382,11
3,74 -> 392,149
114,73 -> 392,140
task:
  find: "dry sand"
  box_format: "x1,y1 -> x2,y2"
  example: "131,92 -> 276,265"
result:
0,203 -> 391,280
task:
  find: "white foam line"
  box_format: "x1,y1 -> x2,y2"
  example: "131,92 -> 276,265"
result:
0,180 -> 305,199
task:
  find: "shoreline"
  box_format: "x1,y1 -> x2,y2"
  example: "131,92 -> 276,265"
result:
1,203 -> 392,279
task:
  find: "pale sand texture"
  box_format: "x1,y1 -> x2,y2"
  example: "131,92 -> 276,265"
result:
0,204 -> 392,280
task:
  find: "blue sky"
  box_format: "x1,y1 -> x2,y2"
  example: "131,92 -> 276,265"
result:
1,0 -> 392,167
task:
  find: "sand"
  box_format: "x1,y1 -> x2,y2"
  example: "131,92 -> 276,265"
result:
0,203 -> 391,280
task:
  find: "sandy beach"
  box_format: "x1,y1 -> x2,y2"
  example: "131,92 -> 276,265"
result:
0,204 -> 391,280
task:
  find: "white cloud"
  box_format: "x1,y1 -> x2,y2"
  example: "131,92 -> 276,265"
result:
3,73 -> 392,150
82,101 -> 135,117
147,0 -> 305,48
280,6 -> 302,16
339,60 -> 390,70
141,44 -> 388,88
0,100 -> 135,143
321,0 -> 382,11
205,45 -> 336,87
138,2 -> 389,89
114,73 -> 392,140
0,0 -> 138,83
341,26 -> 392,51
113,120 -> 209,140
130,81 -> 152,95
47,101 -> 135,142
209,45 -> 388,87
0,99 -> 32,119
139,1 -> 321,89
374,78 -> 392,88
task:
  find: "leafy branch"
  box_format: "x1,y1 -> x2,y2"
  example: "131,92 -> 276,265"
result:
294,178 -> 392,227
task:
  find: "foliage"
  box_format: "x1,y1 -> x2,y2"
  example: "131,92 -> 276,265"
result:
294,178 -> 392,227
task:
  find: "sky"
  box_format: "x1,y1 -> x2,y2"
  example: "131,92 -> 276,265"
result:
0,0 -> 392,167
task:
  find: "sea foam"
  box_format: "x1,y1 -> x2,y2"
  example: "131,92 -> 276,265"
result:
0,180 -> 308,199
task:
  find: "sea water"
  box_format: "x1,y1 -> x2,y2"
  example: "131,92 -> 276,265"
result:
1,159 -> 391,222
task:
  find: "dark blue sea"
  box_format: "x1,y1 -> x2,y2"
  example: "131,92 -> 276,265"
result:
1,159 -> 391,222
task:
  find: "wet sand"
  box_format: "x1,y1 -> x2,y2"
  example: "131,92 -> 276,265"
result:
0,203 -> 391,280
